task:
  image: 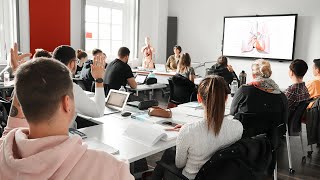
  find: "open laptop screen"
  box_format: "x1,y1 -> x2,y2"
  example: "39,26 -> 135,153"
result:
135,75 -> 147,84
106,90 -> 128,108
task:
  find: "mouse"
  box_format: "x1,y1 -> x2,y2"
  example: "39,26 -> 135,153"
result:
121,112 -> 132,117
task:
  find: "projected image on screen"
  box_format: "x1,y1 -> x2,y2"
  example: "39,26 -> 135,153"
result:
223,15 -> 297,60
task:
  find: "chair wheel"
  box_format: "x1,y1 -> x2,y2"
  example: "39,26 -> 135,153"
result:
302,156 -> 306,164
289,168 -> 295,174
307,151 -> 313,158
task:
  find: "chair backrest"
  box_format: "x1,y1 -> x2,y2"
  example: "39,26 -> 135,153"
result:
195,135 -> 272,180
168,74 -> 197,104
73,79 -> 87,91
0,99 -> 11,137
288,100 -> 310,136
205,68 -> 215,76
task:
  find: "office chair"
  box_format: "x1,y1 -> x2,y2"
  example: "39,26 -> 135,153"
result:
154,135 -> 272,180
0,98 -> 11,137
238,112 -> 285,180
73,79 -> 87,91
168,74 -> 197,107
305,97 -> 320,158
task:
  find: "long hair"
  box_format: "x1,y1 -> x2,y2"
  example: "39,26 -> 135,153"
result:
198,75 -> 230,136
177,53 -> 191,74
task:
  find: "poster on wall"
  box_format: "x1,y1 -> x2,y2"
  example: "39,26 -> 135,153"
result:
222,14 -> 298,61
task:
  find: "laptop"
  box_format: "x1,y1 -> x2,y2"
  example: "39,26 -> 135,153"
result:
155,64 -> 167,72
135,74 -> 147,85
104,89 -> 130,115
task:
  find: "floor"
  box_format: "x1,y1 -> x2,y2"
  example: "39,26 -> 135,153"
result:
136,89 -> 320,180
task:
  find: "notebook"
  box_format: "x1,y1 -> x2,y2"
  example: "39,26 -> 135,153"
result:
104,89 -> 130,115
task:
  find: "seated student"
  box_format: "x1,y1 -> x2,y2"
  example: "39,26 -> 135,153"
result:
81,48 -> 105,91
0,54 -> 133,179
76,49 -> 88,75
52,45 -> 105,119
284,59 -> 310,115
306,58 -> 320,108
104,47 -> 137,95
230,59 -> 288,122
152,76 -> 243,180
166,45 -> 182,70
33,48 -> 52,58
176,53 -> 196,82
210,56 -> 238,85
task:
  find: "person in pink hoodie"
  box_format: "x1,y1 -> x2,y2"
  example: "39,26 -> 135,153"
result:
0,44 -> 134,180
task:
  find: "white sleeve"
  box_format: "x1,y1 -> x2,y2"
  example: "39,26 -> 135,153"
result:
175,125 -> 190,168
73,83 -> 105,118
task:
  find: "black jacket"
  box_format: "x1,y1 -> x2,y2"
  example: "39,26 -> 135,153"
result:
210,64 -> 238,85
306,97 -> 320,145
195,135 -> 272,180
230,85 -> 288,125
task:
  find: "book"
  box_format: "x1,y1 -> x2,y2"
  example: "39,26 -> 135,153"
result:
84,138 -> 119,155
123,123 -> 178,146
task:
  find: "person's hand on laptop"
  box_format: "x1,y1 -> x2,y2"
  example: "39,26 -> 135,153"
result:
91,55 -> 106,83
10,43 -> 32,73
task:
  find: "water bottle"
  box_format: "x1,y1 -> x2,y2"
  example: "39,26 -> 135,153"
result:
3,71 -> 10,87
239,70 -> 247,86
119,86 -> 126,92
230,78 -> 238,97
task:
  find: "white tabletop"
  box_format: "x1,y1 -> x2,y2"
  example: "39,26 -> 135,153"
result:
126,83 -> 167,91
78,96 -> 233,163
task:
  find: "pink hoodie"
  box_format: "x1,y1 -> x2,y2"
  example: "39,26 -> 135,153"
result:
0,117 -> 134,180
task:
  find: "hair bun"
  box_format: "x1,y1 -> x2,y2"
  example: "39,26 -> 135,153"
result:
260,64 -> 272,78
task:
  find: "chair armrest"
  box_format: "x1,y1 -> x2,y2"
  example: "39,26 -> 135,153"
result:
156,161 -> 189,180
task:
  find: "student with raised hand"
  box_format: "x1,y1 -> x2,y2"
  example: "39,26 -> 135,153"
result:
152,76 -> 243,180
52,45 -> 105,119
0,57 -> 133,179
284,59 -> 310,114
177,53 -> 196,82
166,45 -> 182,71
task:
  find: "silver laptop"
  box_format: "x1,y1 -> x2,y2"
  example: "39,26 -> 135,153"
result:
155,64 -> 167,72
135,74 -> 147,85
104,89 -> 130,115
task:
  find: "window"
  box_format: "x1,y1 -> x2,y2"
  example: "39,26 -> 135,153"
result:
0,0 -> 17,64
85,0 -> 137,59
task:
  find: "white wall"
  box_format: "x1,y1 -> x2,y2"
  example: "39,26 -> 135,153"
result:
18,0 -> 30,53
70,0 -> 83,50
139,0 -> 168,64
168,0 -> 320,88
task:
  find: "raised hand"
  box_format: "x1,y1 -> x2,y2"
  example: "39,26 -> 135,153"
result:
10,43 -> 32,72
91,55 -> 106,80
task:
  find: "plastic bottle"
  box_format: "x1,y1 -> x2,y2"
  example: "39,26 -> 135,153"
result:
239,70 -> 247,86
3,71 -> 10,87
119,86 -> 126,92
230,78 -> 238,97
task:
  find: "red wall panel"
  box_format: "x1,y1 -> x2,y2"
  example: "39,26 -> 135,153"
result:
29,0 -> 70,54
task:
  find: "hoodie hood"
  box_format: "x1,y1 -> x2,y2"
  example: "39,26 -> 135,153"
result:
1,128 -> 87,179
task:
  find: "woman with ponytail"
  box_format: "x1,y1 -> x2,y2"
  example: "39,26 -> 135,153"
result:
152,76 -> 243,180
76,49 -> 88,74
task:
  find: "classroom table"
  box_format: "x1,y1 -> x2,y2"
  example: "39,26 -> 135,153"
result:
126,83 -> 167,99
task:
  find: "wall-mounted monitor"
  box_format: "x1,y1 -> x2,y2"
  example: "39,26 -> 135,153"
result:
222,14 -> 298,61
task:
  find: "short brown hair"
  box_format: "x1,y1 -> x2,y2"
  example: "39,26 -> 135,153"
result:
15,58 -> 74,122
198,75 -> 230,136
92,48 -> 103,56
33,49 -> 52,58
289,59 -> 308,78
118,47 -> 130,58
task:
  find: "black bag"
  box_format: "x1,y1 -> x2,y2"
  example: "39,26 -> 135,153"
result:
145,77 -> 157,85
0,99 -> 11,137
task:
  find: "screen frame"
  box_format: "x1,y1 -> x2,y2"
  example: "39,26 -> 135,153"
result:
105,89 -> 130,110
222,14 -> 298,61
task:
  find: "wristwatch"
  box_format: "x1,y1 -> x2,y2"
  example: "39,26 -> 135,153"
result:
95,78 -> 104,83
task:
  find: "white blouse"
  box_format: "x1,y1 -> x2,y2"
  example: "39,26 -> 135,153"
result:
175,116 -> 243,179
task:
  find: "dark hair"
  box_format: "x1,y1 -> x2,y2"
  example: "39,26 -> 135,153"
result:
178,53 -> 191,73
217,56 -> 228,67
15,58 -> 74,122
77,49 -> 88,59
289,59 -> 308,78
174,45 -> 182,53
92,48 -> 103,56
198,75 -> 230,136
314,59 -> 320,69
33,49 -> 52,58
52,45 -> 76,66
118,47 -> 130,58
